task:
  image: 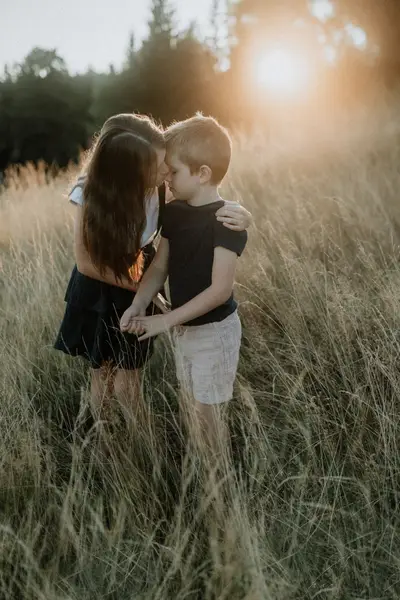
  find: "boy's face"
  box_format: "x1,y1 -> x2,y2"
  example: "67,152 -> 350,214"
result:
165,152 -> 199,200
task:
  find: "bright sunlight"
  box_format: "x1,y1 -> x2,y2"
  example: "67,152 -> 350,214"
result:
254,47 -> 312,95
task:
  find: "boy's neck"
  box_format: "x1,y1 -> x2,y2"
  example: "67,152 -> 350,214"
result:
186,186 -> 222,207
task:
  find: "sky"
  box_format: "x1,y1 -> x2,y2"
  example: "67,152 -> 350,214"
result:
1,1 -> 367,76
0,0 -> 215,74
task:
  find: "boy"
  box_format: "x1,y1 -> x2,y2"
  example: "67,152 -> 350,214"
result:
120,114 -> 247,455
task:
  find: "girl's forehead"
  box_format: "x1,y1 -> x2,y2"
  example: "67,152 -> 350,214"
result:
165,153 -> 182,168
156,147 -> 166,163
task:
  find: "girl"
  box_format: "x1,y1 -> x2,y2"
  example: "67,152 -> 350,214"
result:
54,113 -> 251,426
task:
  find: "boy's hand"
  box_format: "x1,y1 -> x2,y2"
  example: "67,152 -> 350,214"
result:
135,314 -> 172,341
216,201 -> 252,231
120,302 -> 146,334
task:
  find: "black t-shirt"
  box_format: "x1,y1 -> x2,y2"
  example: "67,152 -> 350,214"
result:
161,199 -> 247,326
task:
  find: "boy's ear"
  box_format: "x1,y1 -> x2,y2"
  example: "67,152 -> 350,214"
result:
199,164 -> 212,183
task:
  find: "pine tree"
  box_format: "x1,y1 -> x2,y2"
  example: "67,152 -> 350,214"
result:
125,31 -> 136,69
147,0 -> 175,46
209,0 -> 221,54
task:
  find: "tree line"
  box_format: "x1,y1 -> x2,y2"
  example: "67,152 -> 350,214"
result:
1,0 -> 400,173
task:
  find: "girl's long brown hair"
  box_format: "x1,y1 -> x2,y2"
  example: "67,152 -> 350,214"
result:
82,114 -> 165,282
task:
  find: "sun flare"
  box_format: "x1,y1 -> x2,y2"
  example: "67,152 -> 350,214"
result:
254,48 -> 311,95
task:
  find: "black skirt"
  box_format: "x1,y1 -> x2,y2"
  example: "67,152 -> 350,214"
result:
54,242 -> 163,370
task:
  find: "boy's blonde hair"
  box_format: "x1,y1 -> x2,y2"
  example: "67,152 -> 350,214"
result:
164,114 -> 232,185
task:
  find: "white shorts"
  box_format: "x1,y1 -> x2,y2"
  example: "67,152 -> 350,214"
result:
173,311 -> 242,405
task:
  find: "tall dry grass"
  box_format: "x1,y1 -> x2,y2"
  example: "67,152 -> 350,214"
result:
1,107 -> 400,599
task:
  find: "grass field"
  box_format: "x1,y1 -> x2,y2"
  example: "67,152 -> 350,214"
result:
1,109 -> 400,599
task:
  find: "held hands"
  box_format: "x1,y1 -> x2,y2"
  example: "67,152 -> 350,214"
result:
120,300 -> 147,335
120,294 -> 171,339
129,314 -> 172,341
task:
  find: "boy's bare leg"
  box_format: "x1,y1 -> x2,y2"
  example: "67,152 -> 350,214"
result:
193,401 -> 231,467
177,387 -> 197,447
194,402 -> 235,535
177,385 -> 231,461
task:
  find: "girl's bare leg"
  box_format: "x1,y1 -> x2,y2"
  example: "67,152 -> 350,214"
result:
89,364 -> 114,421
113,368 -> 143,432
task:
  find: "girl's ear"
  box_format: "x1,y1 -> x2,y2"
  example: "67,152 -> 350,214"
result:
199,164 -> 212,183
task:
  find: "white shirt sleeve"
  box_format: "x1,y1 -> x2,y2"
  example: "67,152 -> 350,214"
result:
69,186 -> 84,206
68,175 -> 86,206
141,189 -> 160,247
67,181 -> 159,247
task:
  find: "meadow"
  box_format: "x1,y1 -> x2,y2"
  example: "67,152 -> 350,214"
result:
0,105 -> 400,599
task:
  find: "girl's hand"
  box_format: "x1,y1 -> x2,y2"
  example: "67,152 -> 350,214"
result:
135,314 -> 172,341
120,302 -> 146,334
216,201 -> 252,231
